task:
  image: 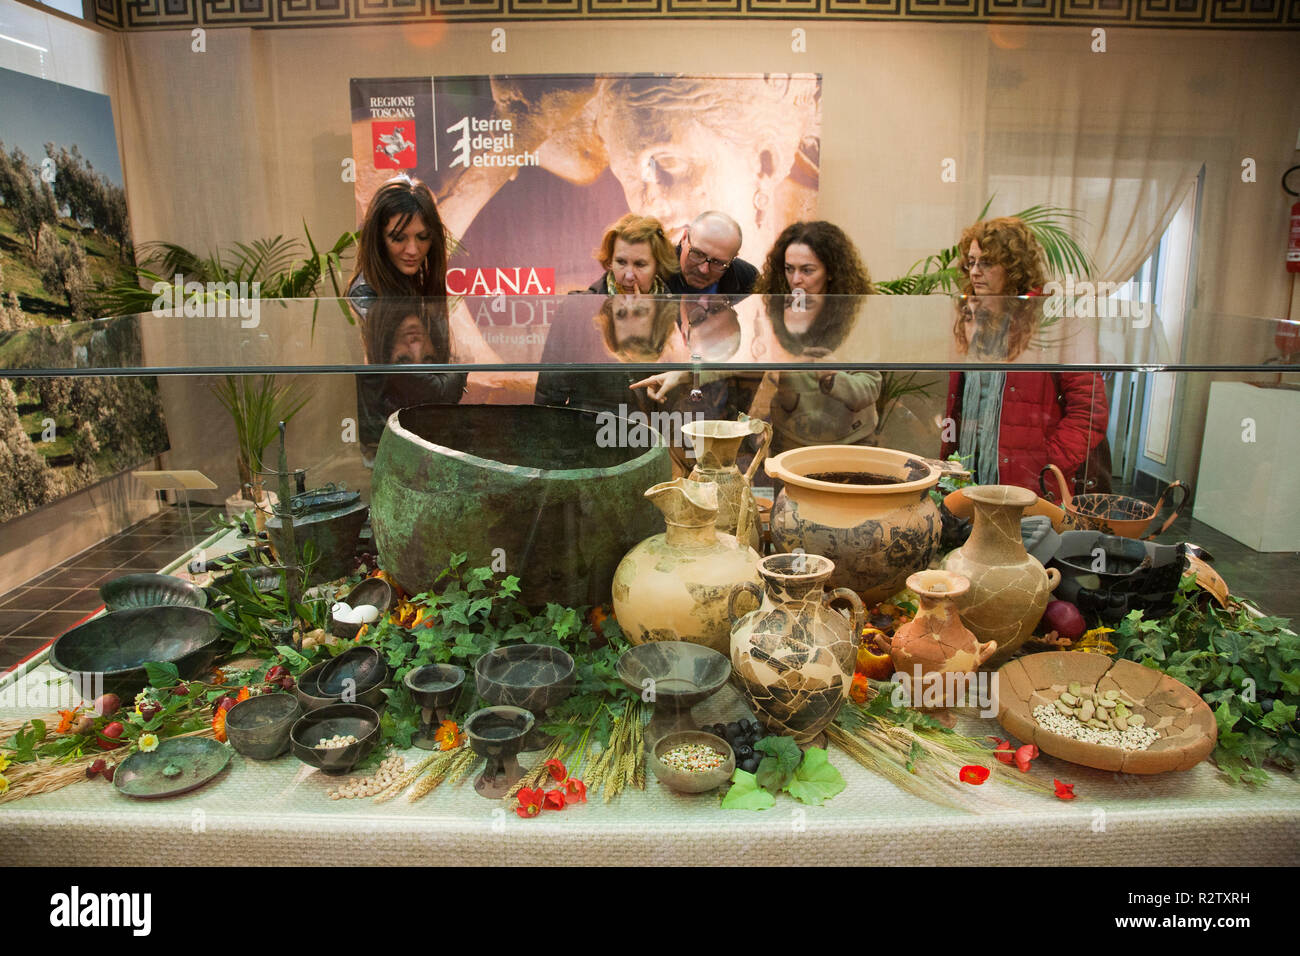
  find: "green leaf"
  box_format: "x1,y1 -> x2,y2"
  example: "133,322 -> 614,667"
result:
754,735 -> 802,791
720,770 -> 777,811
273,643 -> 311,671
144,661 -> 181,688
1262,700 -> 1297,730
784,748 -> 846,806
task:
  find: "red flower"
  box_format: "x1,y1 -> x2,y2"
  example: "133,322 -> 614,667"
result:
988,736 -> 1014,764
564,778 -> 587,804
959,765 -> 990,785
544,758 -> 567,782
515,787 -> 544,818
544,789 -> 566,811
1054,779 -> 1077,800
1013,744 -> 1039,773
849,673 -> 870,705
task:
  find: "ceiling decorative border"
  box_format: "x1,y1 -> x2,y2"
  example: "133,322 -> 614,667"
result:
94,0 -> 1299,28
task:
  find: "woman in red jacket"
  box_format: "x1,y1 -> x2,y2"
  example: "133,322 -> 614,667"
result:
940,217 -> 1111,495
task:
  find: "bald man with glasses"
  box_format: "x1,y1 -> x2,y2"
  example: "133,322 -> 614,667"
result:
665,211 -> 758,296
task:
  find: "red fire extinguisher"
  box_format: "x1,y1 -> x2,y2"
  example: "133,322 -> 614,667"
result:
1287,166 -> 1300,274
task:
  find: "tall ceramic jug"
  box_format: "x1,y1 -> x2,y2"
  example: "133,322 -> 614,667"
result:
728,553 -> 865,747
613,478 -> 762,656
941,486 -> 1061,665
682,416 -> 772,553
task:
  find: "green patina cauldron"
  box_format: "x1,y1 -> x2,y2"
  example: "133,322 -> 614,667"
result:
370,404 -> 670,607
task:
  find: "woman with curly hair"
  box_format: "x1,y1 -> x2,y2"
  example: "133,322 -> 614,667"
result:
940,216 -> 1111,494
754,221 -> 882,456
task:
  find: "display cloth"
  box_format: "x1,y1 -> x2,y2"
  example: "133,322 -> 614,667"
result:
2,530 -> 1296,867
2,664 -> 1297,867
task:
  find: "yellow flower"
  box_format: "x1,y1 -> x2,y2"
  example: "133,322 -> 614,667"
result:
139,733 -> 159,753
0,753 -> 9,772
0,774 -> 9,795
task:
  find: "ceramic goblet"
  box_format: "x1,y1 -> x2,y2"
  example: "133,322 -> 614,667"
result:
403,664 -> 465,749
475,645 -> 574,751
465,706 -> 535,799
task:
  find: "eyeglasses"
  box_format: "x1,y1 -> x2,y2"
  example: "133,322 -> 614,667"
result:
684,233 -> 734,272
960,257 -> 1000,273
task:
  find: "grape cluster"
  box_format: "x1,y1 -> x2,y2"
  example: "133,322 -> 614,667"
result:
705,719 -> 763,774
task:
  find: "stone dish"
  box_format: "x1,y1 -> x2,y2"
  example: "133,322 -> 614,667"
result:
996,651 -> 1217,774
113,737 -> 232,798
316,645 -> 385,697
475,644 -> 575,751
49,606 -> 224,702
225,692 -> 301,759
289,703 -> 381,775
616,641 -> 731,747
99,573 -> 208,611
651,730 -> 735,794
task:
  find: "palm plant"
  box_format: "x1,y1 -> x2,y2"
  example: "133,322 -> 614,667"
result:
870,198 -> 1093,441
211,375 -> 311,508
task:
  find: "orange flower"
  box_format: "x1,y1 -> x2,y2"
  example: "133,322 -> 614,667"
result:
212,708 -> 228,743
392,600 -> 419,629
236,686 -> 251,703
433,719 -> 464,751
211,668 -> 227,685
56,708 -> 81,734
850,673 -> 871,705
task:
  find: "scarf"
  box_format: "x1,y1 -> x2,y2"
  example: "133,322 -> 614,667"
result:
959,371 -> 1005,485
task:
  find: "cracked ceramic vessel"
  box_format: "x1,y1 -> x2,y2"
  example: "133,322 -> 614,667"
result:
882,570 -> 997,723
997,651 -> 1216,774
765,445 -> 942,604
371,404 -> 670,606
728,553 -> 865,746
681,416 -> 772,551
941,485 -> 1061,665
612,478 -> 762,655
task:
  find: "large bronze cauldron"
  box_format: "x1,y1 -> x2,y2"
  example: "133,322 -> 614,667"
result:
370,404 -> 670,607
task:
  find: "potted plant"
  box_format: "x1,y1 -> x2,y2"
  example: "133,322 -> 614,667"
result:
213,374 -> 310,528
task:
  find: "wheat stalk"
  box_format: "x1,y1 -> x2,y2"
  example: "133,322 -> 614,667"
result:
445,747 -> 478,786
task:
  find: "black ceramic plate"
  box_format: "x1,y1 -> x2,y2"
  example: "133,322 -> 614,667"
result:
112,737 -> 232,799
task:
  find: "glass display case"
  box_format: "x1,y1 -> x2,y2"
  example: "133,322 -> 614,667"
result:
0,293 -> 1297,866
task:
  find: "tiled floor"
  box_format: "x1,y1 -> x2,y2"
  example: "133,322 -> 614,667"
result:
0,507 -> 220,671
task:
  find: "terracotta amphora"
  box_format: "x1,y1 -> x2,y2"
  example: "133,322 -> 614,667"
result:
728,553 -> 865,748
878,570 -> 997,726
613,479 -> 762,656
681,416 -> 772,553
941,485 -> 1061,665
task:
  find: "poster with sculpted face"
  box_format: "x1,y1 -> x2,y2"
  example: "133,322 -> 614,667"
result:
349,74 -> 822,296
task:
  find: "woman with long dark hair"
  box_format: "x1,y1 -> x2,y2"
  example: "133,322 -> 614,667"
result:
349,177 -> 449,300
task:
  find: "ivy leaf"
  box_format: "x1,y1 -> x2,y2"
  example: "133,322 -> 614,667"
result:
720,769 -> 776,811
784,748 -> 846,806
754,735 -> 802,791
144,661 -> 181,688
1262,700 -> 1297,730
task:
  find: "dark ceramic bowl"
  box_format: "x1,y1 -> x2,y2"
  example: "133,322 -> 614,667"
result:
616,641 -> 732,746
289,702 -> 381,775
50,606 -> 224,702
100,573 -> 208,611
225,692 -> 302,759
294,659 -> 389,713
651,731 -> 735,794
475,644 -> 575,714
316,645 -> 385,696
331,578 -> 394,641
